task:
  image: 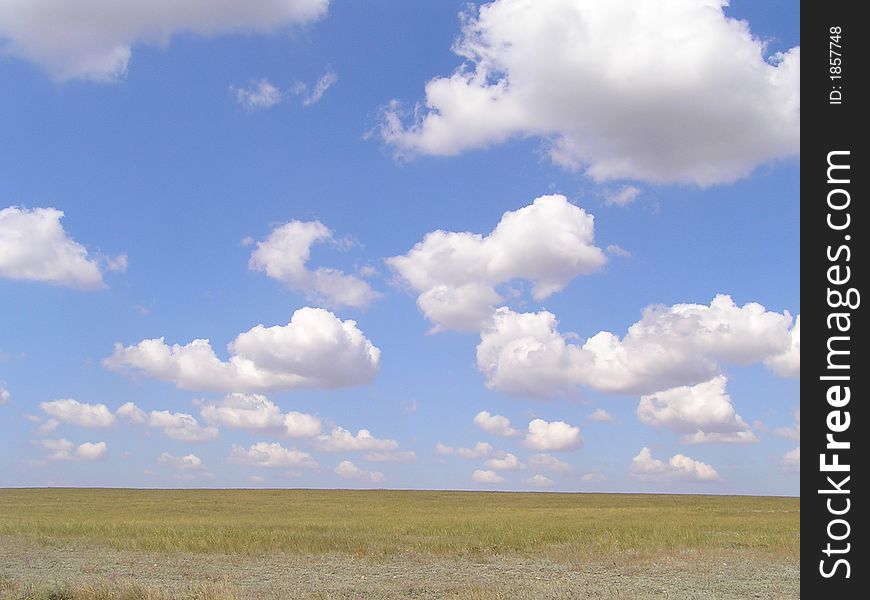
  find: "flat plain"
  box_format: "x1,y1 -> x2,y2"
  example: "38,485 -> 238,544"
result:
0,488 -> 799,599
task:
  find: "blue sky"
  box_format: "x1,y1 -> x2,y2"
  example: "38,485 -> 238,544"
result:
0,0 -> 799,494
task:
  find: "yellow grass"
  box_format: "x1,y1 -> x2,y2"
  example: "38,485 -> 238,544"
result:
0,488 -> 799,562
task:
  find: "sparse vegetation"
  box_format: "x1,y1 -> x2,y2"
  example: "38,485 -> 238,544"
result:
0,489 -> 799,599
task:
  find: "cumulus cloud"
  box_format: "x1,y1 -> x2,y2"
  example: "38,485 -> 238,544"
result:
229,442 -> 318,469
41,438 -> 107,461
233,79 -> 283,110
363,450 -> 417,464
587,409 -> 614,423
636,376 -> 757,444
526,474 -> 554,488
773,407 -> 800,441
388,195 -> 606,331
629,447 -> 721,482
435,441 -> 493,459
581,471 -> 606,483
472,469 -> 505,484
765,315 -> 800,377
522,419 -> 582,451
199,393 -> 321,438
0,206 -> 122,289
315,427 -> 398,452
527,453 -> 573,473
36,419 -> 60,435
249,220 -> 379,308
40,399 -> 115,428
104,254 -> 128,272
473,411 -> 519,437
484,452 -> 523,471
117,402 -> 217,442
158,452 -> 205,471
604,186 -> 641,207
334,460 -> 384,483
477,295 -> 798,398
606,244 -> 632,258
104,307 -> 381,392
0,0 -> 330,81
380,0 -> 799,185
781,447 -> 800,473
293,70 -> 338,106
434,442 -> 452,455
0,384 -> 9,404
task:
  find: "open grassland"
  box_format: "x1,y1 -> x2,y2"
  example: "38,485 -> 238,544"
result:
0,489 -> 799,599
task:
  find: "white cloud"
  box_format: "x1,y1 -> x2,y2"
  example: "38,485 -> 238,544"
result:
0,206 -> 122,289
104,307 -> 381,392
158,452 -> 205,471
587,409 -> 614,423
41,438 -> 107,461
104,254 -> 128,272
233,79 -> 283,110
229,442 -> 318,470
199,393 -> 321,438
117,402 -> 217,442
334,460 -> 384,483
484,452 -> 523,471
293,70 -> 337,106
604,186 -> 641,207
527,453 -> 572,473
581,471 -> 606,483
629,447 -> 720,482
525,474 -> 554,488
636,376 -> 757,444
456,444 -> 493,459
146,411 -> 216,442
249,220 -> 379,309
71,441 -> 107,461
115,403 -> 146,422
522,419 -> 582,452
472,469 -> 505,484
435,441 -> 493,459
380,0 -> 799,186
315,427 -> 398,452
36,419 -> 60,435
359,264 -> 378,278
388,195 -> 606,331
606,244 -> 631,258
477,295 -> 797,398
781,447 -> 800,473
773,407 -> 800,441
363,450 -> 417,464
0,0 -> 330,81
434,442 -> 453,455
473,411 -> 519,437
765,316 -> 800,377
0,384 -> 9,404
40,399 -> 115,428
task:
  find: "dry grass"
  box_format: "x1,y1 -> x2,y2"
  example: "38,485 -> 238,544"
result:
0,488 -> 799,562
0,489 -> 800,599
0,578 -> 241,600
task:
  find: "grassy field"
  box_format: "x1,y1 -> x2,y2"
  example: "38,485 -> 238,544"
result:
0,488 -> 799,599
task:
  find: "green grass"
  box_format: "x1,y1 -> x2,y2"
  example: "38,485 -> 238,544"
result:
0,488 -> 799,562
